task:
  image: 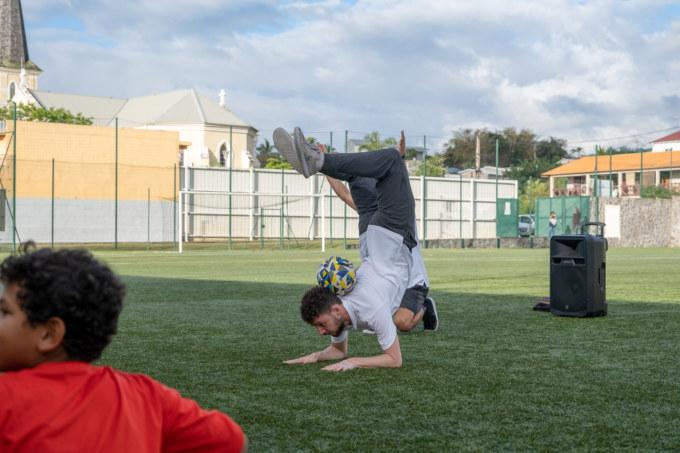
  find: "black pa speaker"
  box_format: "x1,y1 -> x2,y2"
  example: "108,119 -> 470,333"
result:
550,233 -> 607,317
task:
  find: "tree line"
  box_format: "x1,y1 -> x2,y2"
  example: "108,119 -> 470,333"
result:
259,127 -> 572,181
0,102 -> 93,125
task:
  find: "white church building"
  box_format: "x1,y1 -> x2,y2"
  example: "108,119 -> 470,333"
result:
0,0 -> 260,169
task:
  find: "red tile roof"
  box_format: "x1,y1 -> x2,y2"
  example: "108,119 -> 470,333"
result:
651,130 -> 680,143
541,150 -> 680,177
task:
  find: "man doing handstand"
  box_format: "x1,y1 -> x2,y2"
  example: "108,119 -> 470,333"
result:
319,135 -> 437,333
274,127 -> 437,371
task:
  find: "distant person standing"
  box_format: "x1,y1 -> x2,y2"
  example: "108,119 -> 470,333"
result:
572,207 -> 581,234
549,212 -> 557,237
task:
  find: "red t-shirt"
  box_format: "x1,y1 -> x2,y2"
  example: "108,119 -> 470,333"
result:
0,362 -> 245,453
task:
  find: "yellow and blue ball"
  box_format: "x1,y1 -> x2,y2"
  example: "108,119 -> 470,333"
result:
317,256 -> 356,295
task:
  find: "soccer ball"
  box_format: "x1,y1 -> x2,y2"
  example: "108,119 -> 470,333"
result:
317,256 -> 356,295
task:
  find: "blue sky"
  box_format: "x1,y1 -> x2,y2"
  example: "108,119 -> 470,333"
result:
21,0 -> 680,153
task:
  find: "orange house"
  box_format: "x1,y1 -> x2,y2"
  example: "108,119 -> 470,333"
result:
542,150 -> 680,198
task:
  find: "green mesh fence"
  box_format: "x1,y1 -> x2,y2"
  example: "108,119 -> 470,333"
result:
535,196 -> 590,236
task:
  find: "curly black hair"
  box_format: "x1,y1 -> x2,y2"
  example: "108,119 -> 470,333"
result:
0,242 -> 126,362
300,285 -> 341,324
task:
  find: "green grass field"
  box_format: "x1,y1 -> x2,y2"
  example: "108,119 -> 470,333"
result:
92,246 -> 680,452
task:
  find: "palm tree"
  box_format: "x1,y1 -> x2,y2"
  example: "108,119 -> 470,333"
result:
359,131 -> 397,152
256,138 -> 276,167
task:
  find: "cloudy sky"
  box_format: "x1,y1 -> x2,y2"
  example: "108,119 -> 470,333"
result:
21,0 -> 680,153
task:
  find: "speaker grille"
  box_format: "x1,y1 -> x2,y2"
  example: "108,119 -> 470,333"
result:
551,267 -> 587,312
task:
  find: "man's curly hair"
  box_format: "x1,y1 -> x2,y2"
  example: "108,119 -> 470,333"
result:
300,285 -> 341,324
0,242 -> 126,362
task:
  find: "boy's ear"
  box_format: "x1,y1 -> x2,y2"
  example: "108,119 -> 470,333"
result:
37,317 -> 66,353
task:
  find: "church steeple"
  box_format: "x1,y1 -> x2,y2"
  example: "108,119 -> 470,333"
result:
0,0 -> 35,68
0,0 -> 41,104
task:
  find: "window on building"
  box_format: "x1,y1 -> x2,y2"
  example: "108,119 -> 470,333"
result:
219,143 -> 229,167
8,82 -> 16,101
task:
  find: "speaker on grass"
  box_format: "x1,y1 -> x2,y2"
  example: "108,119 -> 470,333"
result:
550,234 -> 607,317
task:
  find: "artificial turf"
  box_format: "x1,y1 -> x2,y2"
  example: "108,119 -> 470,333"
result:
96,246 -> 680,452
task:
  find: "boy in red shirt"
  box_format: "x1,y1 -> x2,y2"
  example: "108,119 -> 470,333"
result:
0,243 -> 247,453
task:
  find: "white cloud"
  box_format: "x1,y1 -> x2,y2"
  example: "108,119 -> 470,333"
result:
21,0 -> 680,153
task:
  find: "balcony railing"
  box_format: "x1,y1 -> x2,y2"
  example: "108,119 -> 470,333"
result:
552,184 -> 642,197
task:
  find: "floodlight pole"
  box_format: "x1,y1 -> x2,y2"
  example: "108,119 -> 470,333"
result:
115,117 -> 118,250
147,188 -> 150,251
229,126 -> 233,250
609,146 -> 614,198
281,168 -> 285,249
595,147 -> 599,224
178,191 -> 183,253
422,135 -> 427,247
329,131 -> 333,247
529,176 -> 533,248
343,130 -> 348,250
259,209 -> 264,249
495,139 -> 499,249
12,103 -> 16,252
321,193 -> 326,253
173,164 -> 176,251
51,158 -> 55,248
459,174 -> 463,248
640,144 -> 643,198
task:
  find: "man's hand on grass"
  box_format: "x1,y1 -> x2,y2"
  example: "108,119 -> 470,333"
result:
283,352 -> 319,364
321,360 -> 357,372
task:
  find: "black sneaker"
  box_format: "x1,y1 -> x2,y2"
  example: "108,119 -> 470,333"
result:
423,297 -> 438,331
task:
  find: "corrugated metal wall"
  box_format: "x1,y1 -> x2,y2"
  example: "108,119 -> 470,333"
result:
180,167 -> 518,242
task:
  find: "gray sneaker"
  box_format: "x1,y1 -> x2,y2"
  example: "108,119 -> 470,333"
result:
273,128 -> 307,176
423,297 -> 439,331
293,127 -> 323,178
